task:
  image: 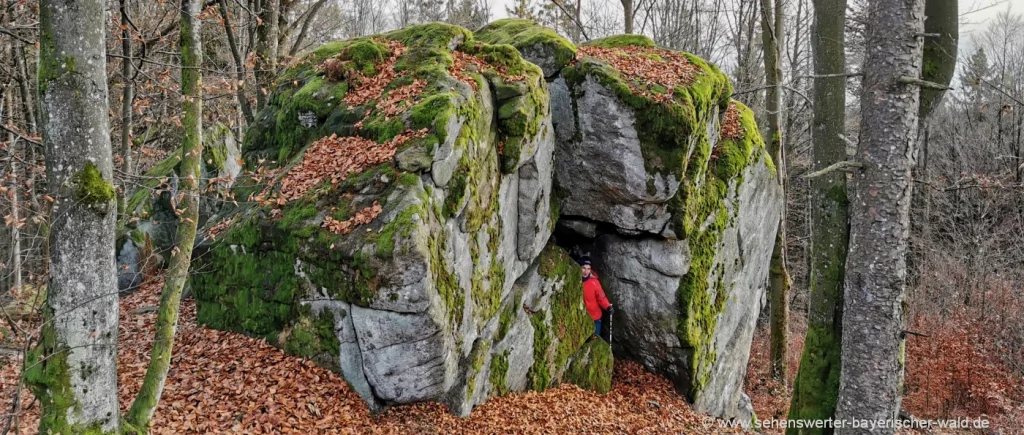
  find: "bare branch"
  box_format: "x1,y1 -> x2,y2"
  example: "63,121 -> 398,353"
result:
899,76 -> 952,90
802,161 -> 863,179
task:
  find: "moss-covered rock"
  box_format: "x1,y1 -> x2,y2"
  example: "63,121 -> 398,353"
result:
564,339 -> 614,394
191,22 -> 561,416
475,19 -> 577,79
491,28 -> 781,422
583,34 -> 656,49
190,21 -> 781,425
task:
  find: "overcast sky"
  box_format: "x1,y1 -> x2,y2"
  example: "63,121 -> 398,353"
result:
486,0 -> 1024,39
960,0 -> 1024,36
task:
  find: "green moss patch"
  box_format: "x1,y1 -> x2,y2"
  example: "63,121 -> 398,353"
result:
564,339 -> 614,394
475,19 -> 578,73
74,162 -> 116,206
526,245 -> 593,392
527,310 -> 552,391
671,101 -> 769,400
281,308 -> 340,362
191,179 -> 403,340
25,309 -> 82,433
584,34 -> 656,49
489,349 -> 511,396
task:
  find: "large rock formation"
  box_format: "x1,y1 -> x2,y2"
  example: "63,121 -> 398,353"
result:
191,20 -> 780,423
191,24 -> 602,415
480,24 -> 781,422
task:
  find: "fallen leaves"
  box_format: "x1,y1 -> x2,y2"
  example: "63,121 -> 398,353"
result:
256,129 -> 425,206
377,79 -> 427,117
2,280 -> 743,434
903,308 -> 1024,423
577,45 -> 700,104
205,216 -> 236,241
720,102 -> 745,140
450,51 -> 525,90
332,40 -> 408,107
4,278 -> 1021,433
323,201 -> 382,235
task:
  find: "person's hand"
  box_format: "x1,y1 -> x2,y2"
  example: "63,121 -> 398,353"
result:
608,305 -> 614,315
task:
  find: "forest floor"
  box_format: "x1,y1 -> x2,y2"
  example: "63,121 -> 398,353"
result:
1,279 -> 1021,433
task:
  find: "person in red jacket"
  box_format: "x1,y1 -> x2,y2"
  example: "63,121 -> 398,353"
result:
580,258 -> 613,340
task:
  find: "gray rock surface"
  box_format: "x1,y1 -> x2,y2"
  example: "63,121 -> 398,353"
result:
593,155 -> 780,422
116,239 -> 142,293
693,155 -> 781,419
594,235 -> 690,381
550,76 -> 680,235
516,115 -> 555,261
351,305 -> 456,403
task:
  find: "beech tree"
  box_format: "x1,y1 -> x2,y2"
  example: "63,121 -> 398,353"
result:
29,0 -> 121,432
789,0 -> 849,430
124,0 -> 204,430
759,0 -> 790,382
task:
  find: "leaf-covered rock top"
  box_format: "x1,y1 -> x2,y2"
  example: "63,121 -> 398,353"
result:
241,22 -> 545,173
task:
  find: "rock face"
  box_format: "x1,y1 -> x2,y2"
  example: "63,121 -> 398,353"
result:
593,154 -> 780,420
191,21 -> 781,422
521,33 -> 781,421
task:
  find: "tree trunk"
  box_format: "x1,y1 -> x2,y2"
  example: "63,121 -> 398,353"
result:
254,0 -> 280,111
219,0 -> 255,124
788,0 -> 849,430
835,0 -> 925,430
124,0 -> 204,430
288,0 -> 329,57
29,0 -> 120,432
14,45 -> 37,134
918,0 -> 957,120
4,91 -> 21,295
119,0 -> 134,176
760,0 -> 790,382
621,0 -> 634,34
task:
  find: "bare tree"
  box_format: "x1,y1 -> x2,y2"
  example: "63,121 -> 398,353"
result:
29,0 -> 120,431
760,0 -> 790,383
255,0 -> 281,110
124,0 -> 204,428
645,0 -> 728,62
789,0 -> 849,429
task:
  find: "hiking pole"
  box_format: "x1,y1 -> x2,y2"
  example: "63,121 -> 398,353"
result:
609,307 -> 613,345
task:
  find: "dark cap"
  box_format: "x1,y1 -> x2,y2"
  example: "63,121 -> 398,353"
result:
579,256 -> 592,266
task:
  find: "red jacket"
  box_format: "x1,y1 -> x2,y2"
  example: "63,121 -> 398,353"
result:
582,273 -> 611,320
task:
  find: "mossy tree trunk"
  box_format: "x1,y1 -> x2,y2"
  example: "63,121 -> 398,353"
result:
255,0 -> 280,111
760,0 -> 790,382
913,0 -> 957,207
32,0 -> 121,432
788,0 -> 849,431
124,0 -> 203,430
918,0 -> 957,121
836,0 -> 925,429
119,0 -> 134,176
